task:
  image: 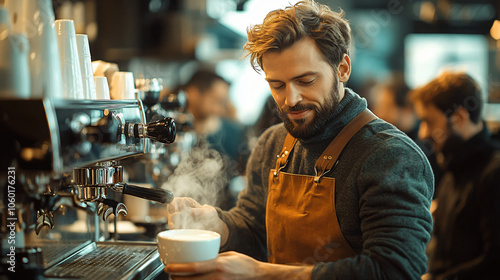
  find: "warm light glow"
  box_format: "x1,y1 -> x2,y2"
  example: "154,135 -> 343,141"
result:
420,1 -> 436,23
490,20 -> 500,40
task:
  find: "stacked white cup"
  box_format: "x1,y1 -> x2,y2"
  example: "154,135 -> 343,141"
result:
76,34 -> 97,99
0,6 -> 11,32
110,71 -> 136,100
55,19 -> 84,99
22,0 -> 63,98
94,76 -> 110,100
0,6 -> 30,99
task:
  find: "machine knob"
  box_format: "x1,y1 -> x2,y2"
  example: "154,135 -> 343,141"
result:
146,117 -> 176,144
125,117 -> 176,144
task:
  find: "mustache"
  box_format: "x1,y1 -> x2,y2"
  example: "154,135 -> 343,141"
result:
279,103 -> 316,114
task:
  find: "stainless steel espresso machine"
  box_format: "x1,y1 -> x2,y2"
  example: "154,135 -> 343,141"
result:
0,98 -> 175,279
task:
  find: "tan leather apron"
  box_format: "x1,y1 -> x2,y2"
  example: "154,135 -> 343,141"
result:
266,109 -> 377,264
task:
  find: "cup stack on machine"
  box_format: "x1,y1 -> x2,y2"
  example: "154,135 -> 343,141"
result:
0,0 -> 134,101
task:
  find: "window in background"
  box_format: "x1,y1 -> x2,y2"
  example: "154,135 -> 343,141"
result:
216,59 -> 270,126
404,33 -> 489,94
208,0 -> 300,126
404,33 -> 500,121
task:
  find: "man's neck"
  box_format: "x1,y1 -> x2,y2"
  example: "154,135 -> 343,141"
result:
194,116 -> 221,135
461,121 -> 484,141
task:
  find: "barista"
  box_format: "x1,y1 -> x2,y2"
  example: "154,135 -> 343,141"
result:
165,1 -> 434,279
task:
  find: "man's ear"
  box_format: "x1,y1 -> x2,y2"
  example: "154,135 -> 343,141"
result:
337,54 -> 351,83
450,106 -> 469,129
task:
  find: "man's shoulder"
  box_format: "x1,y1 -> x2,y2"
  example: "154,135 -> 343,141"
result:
361,119 -> 419,145
353,118 -> 429,161
258,123 -> 287,143
251,123 -> 287,157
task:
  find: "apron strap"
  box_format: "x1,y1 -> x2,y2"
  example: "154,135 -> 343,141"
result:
273,109 -> 378,179
273,133 -> 298,177
314,109 -> 378,182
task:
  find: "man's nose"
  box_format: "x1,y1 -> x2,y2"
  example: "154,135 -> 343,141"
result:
284,85 -> 302,107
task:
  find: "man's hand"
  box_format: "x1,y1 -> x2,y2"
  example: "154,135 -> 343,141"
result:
167,197 -> 229,246
164,251 -> 313,280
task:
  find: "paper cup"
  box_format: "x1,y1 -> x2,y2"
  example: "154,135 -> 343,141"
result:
0,33 -> 31,99
76,34 -> 96,99
94,76 -> 110,100
110,71 -> 136,100
0,6 -> 10,33
55,19 -> 83,99
157,229 -> 220,264
23,0 -> 63,98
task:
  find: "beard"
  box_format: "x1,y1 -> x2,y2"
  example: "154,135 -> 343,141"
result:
276,76 -> 341,140
436,125 -> 466,169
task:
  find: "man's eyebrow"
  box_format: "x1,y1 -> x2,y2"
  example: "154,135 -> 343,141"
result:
265,71 -> 319,82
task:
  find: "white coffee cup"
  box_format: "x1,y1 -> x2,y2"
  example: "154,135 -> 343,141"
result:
110,71 -> 135,100
0,6 -> 11,33
55,19 -> 83,99
157,229 -> 220,264
76,34 -> 96,99
0,33 -> 31,99
22,0 -> 63,98
94,76 -> 110,100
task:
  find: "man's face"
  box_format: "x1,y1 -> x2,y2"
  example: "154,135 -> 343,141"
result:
413,101 -> 450,153
191,80 -> 229,121
261,37 -> 343,139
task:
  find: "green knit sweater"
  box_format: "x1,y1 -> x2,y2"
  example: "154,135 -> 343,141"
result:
217,89 -> 434,279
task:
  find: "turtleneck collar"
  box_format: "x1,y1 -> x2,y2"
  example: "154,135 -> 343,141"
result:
299,87 -> 368,145
440,124 -> 492,173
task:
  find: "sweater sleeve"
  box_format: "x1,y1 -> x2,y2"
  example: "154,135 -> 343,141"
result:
215,128 -> 276,261
312,139 -> 434,279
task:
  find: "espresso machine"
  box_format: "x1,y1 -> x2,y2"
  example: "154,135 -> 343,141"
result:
0,98 -> 175,279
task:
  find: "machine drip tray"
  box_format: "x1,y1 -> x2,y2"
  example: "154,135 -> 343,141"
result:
44,241 -> 162,280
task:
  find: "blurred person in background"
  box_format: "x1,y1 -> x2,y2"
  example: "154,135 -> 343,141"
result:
164,1 -> 434,279
410,72 -> 500,280
182,70 -> 230,134
370,73 -> 443,192
370,73 -> 418,139
180,70 -> 250,209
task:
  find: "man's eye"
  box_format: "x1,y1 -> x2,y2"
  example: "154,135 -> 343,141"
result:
270,83 -> 284,90
299,79 -> 315,85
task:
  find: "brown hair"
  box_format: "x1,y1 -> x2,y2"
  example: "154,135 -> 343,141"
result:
409,72 -> 483,123
184,70 -> 229,95
243,0 -> 351,72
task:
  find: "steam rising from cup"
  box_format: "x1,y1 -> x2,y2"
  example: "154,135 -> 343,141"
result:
162,147 -> 229,229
